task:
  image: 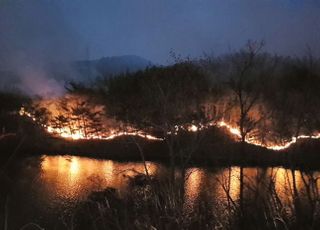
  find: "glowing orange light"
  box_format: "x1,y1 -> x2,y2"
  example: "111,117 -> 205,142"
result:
216,120 -> 320,150
187,124 -> 198,132
20,106 -> 320,151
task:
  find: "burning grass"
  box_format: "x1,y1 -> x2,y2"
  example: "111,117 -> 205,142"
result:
19,94 -> 163,141
18,93 -> 320,152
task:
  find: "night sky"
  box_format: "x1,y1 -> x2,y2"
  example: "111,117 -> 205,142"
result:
0,0 -> 319,66
0,0 -> 319,96
61,0 -> 320,63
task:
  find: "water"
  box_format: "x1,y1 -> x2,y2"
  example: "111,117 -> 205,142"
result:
2,155 -> 320,229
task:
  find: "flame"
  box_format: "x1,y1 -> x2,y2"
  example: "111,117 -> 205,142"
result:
217,121 -> 242,137
20,104 -> 163,141
217,120 -> 320,150
20,105 -> 320,151
187,124 -> 199,132
45,125 -> 163,141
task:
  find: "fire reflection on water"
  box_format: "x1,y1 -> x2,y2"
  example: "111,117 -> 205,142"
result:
69,157 -> 80,175
37,155 -> 320,218
183,166 -> 320,214
40,155 -> 160,202
184,168 -> 205,210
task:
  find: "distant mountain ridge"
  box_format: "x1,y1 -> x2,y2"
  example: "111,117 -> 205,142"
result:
74,55 -> 154,80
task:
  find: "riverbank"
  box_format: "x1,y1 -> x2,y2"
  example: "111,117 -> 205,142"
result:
2,125 -> 320,170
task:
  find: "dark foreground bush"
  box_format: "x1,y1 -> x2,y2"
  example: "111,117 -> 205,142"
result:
67,175 -> 219,230
63,169 -> 320,230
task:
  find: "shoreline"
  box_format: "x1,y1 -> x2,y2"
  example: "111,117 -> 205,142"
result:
2,132 -> 318,170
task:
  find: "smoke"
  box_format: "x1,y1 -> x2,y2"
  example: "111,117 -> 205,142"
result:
0,0 -> 84,97
16,66 -> 65,97
0,0 -> 319,93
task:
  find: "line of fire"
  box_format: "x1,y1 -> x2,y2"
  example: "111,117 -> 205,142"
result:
19,63 -> 320,150
3,1 -> 320,229
2,42 -> 320,158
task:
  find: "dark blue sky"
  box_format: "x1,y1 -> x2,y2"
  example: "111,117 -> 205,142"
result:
60,0 -> 320,63
1,0 -> 320,65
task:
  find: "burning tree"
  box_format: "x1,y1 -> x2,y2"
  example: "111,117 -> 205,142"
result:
24,94 -> 108,139
63,98 -> 104,138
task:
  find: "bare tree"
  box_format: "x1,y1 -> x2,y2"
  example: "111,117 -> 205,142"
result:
227,40 -> 266,144
224,41 -> 270,219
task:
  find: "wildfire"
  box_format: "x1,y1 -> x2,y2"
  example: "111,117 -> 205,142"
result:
20,106 -> 163,141
45,119 -> 163,141
216,120 -> 320,151
19,103 -> 320,151
217,121 -> 242,137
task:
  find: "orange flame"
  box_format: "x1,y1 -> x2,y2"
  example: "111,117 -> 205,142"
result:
20,106 -> 320,151
216,120 -> 320,150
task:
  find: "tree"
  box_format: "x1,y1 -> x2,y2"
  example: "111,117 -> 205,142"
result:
224,41 -> 271,218
264,53 -> 320,144
226,41 -> 269,144
0,91 -> 30,133
100,62 -> 214,182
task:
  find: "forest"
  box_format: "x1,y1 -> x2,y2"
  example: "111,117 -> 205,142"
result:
12,42 -> 319,150
2,43 -> 320,230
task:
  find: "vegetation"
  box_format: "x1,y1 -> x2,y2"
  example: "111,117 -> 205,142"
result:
61,168 -> 320,230
2,42 -> 320,168
2,42 -> 320,230
0,91 -> 29,134
43,42 -> 319,151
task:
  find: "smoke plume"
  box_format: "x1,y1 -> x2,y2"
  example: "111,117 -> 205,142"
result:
0,0 -> 84,97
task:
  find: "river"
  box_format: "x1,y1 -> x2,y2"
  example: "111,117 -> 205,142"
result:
2,155 -> 319,229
